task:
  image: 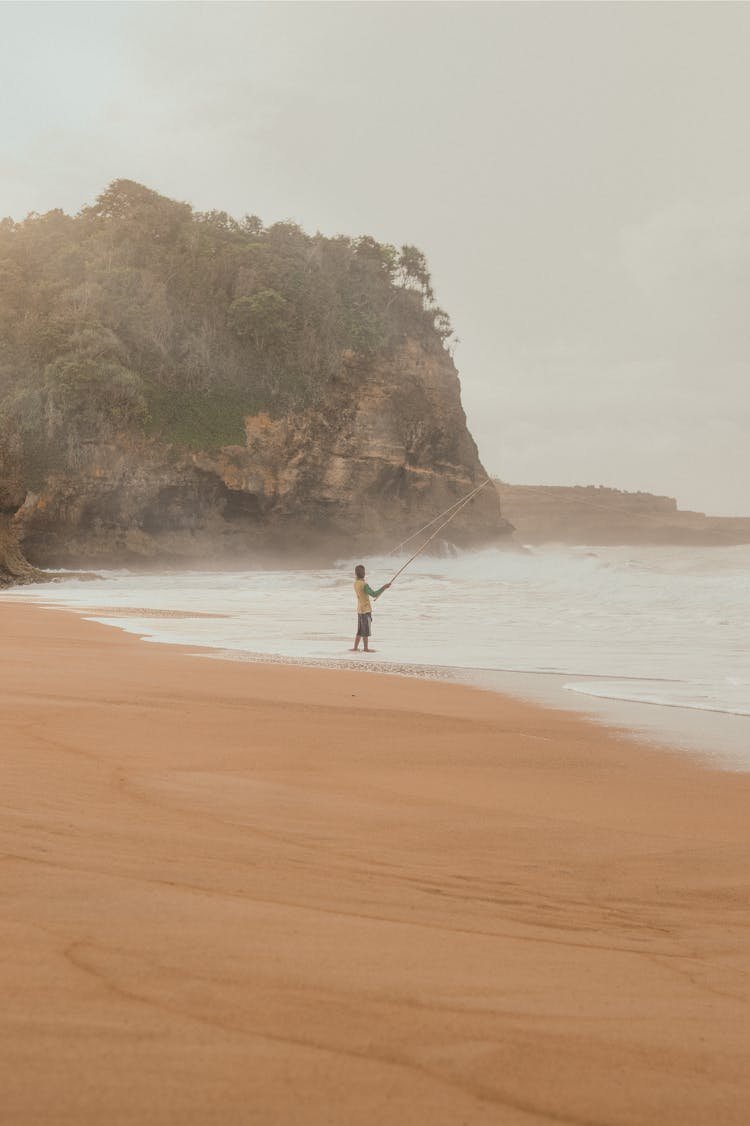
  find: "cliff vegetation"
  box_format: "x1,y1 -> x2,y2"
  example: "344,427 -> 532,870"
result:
1,181 -> 506,577
0,180 -> 453,477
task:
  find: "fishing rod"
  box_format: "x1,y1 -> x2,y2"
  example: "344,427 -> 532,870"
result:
384,478 -> 492,589
386,478 -> 491,557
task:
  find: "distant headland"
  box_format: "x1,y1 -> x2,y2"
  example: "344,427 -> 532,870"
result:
496,482 -> 750,547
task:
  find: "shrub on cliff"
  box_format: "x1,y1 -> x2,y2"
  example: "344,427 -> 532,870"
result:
0,181 -> 452,482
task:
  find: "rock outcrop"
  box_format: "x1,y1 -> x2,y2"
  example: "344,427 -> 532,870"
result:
0,517 -> 46,587
3,341 -> 509,577
496,482 -> 750,546
0,181 -> 512,582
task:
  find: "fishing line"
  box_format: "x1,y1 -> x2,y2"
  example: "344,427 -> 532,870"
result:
383,478 -> 492,590
386,479 -> 491,556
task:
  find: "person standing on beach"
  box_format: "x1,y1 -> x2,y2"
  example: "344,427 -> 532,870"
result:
352,564 -> 391,653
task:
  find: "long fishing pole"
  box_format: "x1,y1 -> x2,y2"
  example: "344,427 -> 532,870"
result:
386,479 -> 491,557
384,478 -> 492,589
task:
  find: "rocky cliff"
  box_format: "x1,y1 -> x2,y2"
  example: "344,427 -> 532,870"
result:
0,342 -> 509,581
0,182 -> 509,583
496,483 -> 750,546
6,340 -> 506,573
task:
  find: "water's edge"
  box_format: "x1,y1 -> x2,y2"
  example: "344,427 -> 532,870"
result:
3,544 -> 748,770
189,644 -> 750,772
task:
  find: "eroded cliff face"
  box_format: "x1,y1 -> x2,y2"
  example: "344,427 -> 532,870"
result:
6,340 -> 509,573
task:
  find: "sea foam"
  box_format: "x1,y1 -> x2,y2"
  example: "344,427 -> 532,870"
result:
5,543 -> 749,755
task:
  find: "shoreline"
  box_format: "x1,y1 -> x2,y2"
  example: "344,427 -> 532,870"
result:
5,588 -> 749,770
2,601 -> 750,1123
194,648 -> 750,770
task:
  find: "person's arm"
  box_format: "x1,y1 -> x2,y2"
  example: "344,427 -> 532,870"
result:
364,582 -> 391,599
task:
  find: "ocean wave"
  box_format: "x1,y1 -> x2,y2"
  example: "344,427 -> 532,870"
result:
4,543 -> 749,727
565,679 -> 750,718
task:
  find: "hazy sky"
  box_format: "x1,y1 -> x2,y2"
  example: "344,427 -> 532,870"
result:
2,1 -> 749,515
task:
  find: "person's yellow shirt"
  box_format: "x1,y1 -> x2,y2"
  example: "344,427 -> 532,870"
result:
354,579 -> 386,613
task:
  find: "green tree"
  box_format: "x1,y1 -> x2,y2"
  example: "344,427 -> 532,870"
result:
398,244 -> 434,303
227,289 -> 290,349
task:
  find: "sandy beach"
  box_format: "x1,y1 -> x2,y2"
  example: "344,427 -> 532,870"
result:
2,603 -> 749,1125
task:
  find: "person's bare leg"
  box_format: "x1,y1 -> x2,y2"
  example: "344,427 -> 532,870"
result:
351,636 -> 361,651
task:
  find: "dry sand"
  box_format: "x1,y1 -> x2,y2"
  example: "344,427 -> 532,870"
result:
1,603 -> 749,1125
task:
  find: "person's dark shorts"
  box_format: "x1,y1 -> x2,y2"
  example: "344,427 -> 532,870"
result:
357,612 -> 372,638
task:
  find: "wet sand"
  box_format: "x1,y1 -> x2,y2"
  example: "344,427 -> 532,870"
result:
2,603 -> 749,1124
